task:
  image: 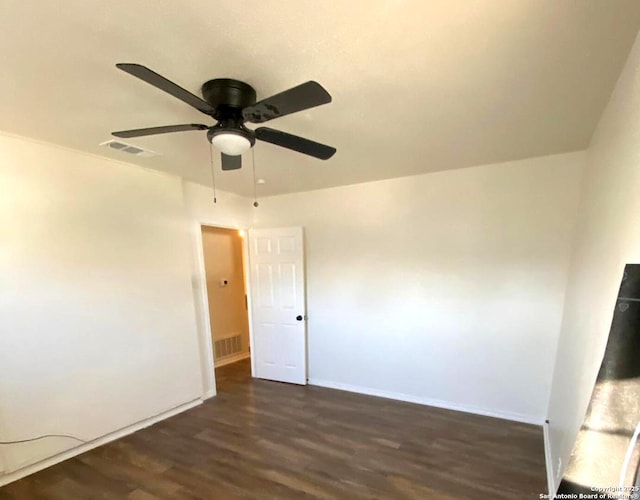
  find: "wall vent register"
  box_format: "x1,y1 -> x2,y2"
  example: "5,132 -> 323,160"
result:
99,139 -> 160,157
214,334 -> 242,360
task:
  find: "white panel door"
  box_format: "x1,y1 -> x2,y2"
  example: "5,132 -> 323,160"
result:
248,227 -> 307,384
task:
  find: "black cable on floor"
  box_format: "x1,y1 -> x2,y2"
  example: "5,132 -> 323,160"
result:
0,434 -> 86,445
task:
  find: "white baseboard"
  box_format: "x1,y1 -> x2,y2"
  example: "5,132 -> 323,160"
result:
214,351 -> 250,368
308,378 -> 544,426
543,420 -> 556,496
0,399 -> 202,487
202,388 -> 217,400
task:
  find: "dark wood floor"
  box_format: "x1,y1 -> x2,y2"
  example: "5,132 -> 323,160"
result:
1,359 -> 547,499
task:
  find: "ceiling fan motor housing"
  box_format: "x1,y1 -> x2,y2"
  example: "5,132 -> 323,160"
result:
202,78 -> 258,151
201,78 -> 257,115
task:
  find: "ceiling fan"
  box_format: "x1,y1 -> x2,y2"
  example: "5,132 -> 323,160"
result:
112,64 -> 336,171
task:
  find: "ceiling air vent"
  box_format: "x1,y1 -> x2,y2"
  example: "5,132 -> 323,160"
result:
99,140 -> 160,158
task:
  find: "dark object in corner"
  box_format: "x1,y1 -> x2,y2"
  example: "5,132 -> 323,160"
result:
557,264 -> 640,494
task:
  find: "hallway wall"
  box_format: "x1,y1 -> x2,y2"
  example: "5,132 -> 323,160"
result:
201,226 -> 250,363
181,180 -> 253,396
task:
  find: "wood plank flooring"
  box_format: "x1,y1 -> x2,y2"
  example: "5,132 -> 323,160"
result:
1,359 -> 547,499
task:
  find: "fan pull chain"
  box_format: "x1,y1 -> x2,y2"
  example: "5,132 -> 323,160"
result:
251,148 -> 259,208
209,143 -> 217,204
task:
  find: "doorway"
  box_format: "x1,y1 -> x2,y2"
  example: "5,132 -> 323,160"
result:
200,225 -> 251,388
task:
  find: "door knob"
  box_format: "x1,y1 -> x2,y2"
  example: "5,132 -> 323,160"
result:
296,315 -> 303,321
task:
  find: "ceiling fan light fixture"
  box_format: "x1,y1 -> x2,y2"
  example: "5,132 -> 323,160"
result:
210,132 -> 252,156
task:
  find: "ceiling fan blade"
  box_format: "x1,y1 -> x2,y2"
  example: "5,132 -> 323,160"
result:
255,127 -> 336,160
112,124 -> 209,138
116,63 -> 216,116
243,81 -> 331,123
221,153 -> 242,171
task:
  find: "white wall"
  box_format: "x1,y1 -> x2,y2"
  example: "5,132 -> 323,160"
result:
182,180 -> 252,230
546,32 -> 640,489
181,181 -> 252,396
254,152 -> 584,423
0,133 -> 204,475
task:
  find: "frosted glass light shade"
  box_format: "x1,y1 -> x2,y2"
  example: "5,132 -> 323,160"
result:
211,133 -> 251,156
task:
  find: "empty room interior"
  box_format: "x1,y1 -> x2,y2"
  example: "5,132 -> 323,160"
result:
3,1 -> 640,498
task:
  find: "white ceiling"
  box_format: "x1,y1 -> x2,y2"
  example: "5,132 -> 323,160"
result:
1,1 -> 639,197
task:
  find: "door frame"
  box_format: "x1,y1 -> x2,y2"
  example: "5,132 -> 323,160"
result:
192,221 -> 256,399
